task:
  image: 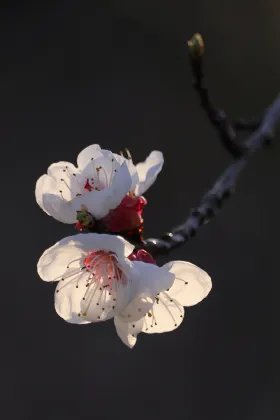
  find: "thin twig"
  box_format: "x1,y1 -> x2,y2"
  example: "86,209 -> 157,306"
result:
141,39 -> 280,256
187,34 -> 262,159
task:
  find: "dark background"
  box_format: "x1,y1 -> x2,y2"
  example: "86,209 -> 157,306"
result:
4,1 -> 279,419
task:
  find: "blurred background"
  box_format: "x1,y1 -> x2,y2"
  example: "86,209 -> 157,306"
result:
3,1 -> 279,419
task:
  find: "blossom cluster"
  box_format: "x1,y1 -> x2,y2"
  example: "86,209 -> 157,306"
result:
36,144 -> 212,348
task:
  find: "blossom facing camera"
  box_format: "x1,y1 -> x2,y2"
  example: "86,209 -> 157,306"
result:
114,253 -> 212,348
35,144 -> 164,234
37,233 -> 174,325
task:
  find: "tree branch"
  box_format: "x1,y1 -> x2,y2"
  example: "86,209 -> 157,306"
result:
187,34 -> 263,159
141,35 -> 280,256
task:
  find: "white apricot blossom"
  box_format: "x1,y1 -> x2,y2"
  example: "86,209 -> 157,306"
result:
35,144 -> 164,225
114,260 -> 212,348
133,150 -> 164,196
37,233 -> 174,325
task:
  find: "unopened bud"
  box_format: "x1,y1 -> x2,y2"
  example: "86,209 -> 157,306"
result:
187,33 -> 204,58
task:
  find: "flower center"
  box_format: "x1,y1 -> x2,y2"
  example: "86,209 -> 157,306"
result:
59,156 -> 118,201
83,250 -> 127,286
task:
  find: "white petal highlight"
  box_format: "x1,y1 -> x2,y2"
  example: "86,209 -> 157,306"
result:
143,291 -> 184,334
73,233 -> 135,258
135,151 -> 164,196
37,233 -> 135,283
35,169 -> 78,224
71,161 -> 132,219
102,160 -> 134,215
118,292 -> 155,323
163,261 -> 212,306
37,236 -> 84,282
132,261 -> 175,297
77,144 -> 103,170
55,278 -> 91,324
114,316 -> 144,348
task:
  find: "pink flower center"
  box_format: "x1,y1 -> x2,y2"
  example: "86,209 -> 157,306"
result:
83,250 -> 127,286
84,179 -> 94,192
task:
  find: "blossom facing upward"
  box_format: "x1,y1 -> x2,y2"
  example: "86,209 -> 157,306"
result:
35,144 -> 164,233
35,144 -> 138,224
114,251 -> 212,348
37,233 -> 174,325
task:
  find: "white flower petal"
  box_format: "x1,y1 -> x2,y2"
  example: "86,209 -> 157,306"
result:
73,233 -> 135,258
47,161 -> 82,200
81,277 -> 132,323
81,154 -> 121,187
77,144 -> 103,170
37,236 -> 84,282
105,160 -> 134,209
143,291 -> 184,334
127,160 -> 139,191
35,174 -> 54,216
35,168 -> 78,224
163,261 -> 212,306
69,188 -> 111,219
55,279 -> 91,324
43,194 -> 77,223
37,233 -> 135,283
114,316 -> 144,348
71,161 -> 132,219
132,261 -> 175,297
110,152 -> 139,189
134,151 -> 164,196
47,161 -> 77,180
118,292 -> 155,323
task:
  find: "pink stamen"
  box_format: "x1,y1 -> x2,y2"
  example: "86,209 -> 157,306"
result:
83,250 -> 127,286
